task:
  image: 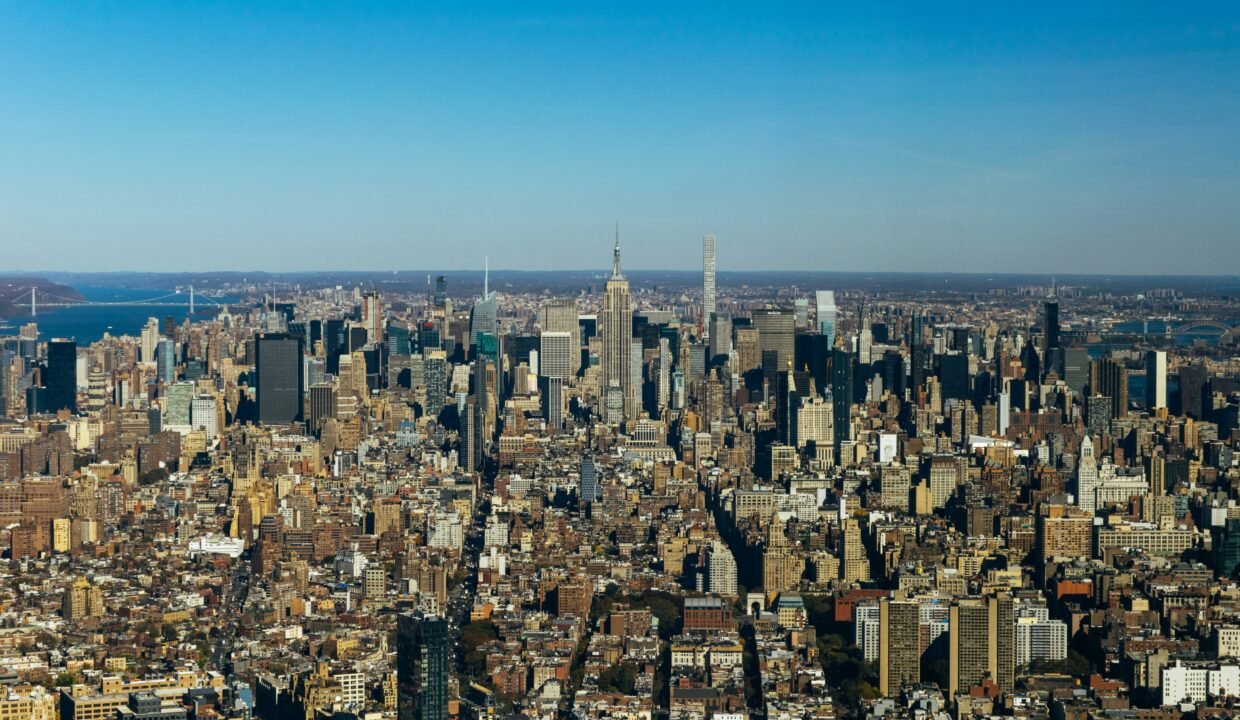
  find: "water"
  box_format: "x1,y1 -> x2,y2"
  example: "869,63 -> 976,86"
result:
2,285 -> 241,344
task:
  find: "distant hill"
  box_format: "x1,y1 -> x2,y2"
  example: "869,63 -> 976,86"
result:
0,278 -> 84,319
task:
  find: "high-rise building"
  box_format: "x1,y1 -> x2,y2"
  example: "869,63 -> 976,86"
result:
816,290 -> 837,344
190,395 -> 218,441
754,309 -> 795,380
1091,357 -> 1128,419
463,398 -> 483,474
1075,436 -> 1099,514
307,383 -> 336,436
831,345 -> 852,461
62,577 -> 105,620
539,375 -> 563,432
539,331 -> 575,380
601,234 -> 634,422
762,515 -> 802,593
362,291 -> 384,344
469,293 -> 497,358
1215,519 -> 1240,579
702,234 -> 716,335
928,455 -> 962,510
540,298 -> 578,335
45,339 -> 77,413
1179,363 -> 1208,420
579,455 -> 600,503
1036,502 -> 1092,565
1042,300 -> 1059,352
1086,394 -> 1112,437
909,314 -> 927,393
156,338 -> 176,385
397,613 -> 449,720
255,334 -> 305,425
776,366 -> 797,447
949,595 -> 1015,696
423,351 -> 447,418
706,540 -> 737,596
841,517 -> 870,583
879,598 -> 920,696
1145,350 -> 1167,411
1061,347 -> 1090,396
140,317 -> 160,364
433,275 -> 448,312
1015,612 -> 1068,667
858,303 -> 873,365
708,312 -> 732,363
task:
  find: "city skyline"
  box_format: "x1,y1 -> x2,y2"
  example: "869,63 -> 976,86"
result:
2,3 -> 1238,274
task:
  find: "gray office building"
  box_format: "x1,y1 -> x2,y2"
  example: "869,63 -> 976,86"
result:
255,334 -> 304,425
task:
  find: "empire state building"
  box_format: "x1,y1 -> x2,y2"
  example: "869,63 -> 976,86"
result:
601,231 -> 635,423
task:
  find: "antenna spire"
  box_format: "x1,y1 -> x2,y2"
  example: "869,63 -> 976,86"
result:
484,256 -> 489,298
611,222 -> 622,279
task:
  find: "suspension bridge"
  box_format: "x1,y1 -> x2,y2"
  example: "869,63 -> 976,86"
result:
5,285 -> 227,317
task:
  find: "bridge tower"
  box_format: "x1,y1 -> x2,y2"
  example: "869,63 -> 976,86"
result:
190,285 -> 195,316
30,287 -> 36,317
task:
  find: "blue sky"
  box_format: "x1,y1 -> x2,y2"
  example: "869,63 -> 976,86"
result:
1,3 -> 1237,274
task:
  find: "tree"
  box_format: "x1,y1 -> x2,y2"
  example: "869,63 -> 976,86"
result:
461,620 -> 498,678
597,663 -> 637,694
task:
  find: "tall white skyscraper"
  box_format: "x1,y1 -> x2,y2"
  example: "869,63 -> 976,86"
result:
1146,350 -> 1167,410
816,290 -> 837,344
702,234 -> 716,336
858,302 -> 873,365
140,317 -> 161,365
1076,435 -> 1099,514
707,540 -> 737,595
602,231 -> 635,422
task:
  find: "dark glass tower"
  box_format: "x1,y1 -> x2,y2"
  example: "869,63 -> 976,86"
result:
831,346 -> 852,461
397,613 -> 449,720
580,455 -> 600,502
45,339 -> 77,413
255,334 -> 304,425
1042,300 -> 1059,352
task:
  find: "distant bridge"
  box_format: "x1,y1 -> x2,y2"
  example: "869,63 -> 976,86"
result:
5,285 -> 226,317
1170,320 -> 1235,335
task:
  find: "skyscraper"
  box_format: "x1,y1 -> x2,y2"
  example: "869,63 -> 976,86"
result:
702,234 -> 716,336
580,455 -> 600,503
156,338 -> 176,385
816,290 -> 837,344
1075,435 -> 1099,514
706,540 -> 737,596
540,298 -> 578,335
708,312 -> 732,363
753,308 -> 794,382
361,290 -> 383,344
539,331 -> 575,380
539,375 -> 563,432
397,613 -> 449,720
948,595 -> 1015,695
601,232 -> 634,422
45,339 -> 77,414
879,598 -> 920,696
255,334 -> 305,425
1091,357 -> 1128,419
831,345 -> 852,461
1042,300 -> 1059,353
1145,349 -> 1167,410
468,277 -> 497,358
